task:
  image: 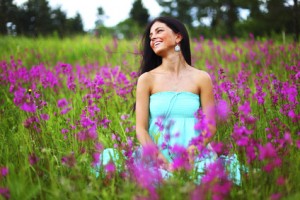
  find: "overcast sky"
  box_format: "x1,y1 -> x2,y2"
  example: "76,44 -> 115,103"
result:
14,0 -> 162,31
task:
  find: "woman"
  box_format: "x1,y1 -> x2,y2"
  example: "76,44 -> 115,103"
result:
135,16 -> 216,172
97,17 -> 241,184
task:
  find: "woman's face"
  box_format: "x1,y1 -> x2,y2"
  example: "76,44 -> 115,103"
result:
149,21 -> 180,56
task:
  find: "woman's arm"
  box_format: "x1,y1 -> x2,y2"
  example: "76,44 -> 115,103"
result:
199,71 -> 216,146
187,71 -> 216,163
135,73 -> 153,145
135,73 -> 170,167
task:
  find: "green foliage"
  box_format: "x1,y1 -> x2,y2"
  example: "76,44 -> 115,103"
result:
1,0 -> 300,40
0,0 -> 84,37
0,0 -> 19,34
156,0 -> 300,40
0,35 -> 299,199
129,0 -> 149,27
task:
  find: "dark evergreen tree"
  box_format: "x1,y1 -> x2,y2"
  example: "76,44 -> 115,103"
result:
23,0 -> 53,36
95,7 -> 106,27
129,0 -> 149,27
225,0 -> 239,36
0,0 -> 18,35
51,7 -> 67,37
264,0 -> 293,35
293,0 -> 299,41
66,12 -> 84,34
156,0 -> 195,28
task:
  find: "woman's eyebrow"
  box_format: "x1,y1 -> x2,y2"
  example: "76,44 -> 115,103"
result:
149,27 -> 164,37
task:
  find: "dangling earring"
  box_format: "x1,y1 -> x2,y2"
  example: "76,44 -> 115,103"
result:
174,43 -> 181,52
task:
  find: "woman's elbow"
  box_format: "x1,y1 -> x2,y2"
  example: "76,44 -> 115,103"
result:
136,127 -> 146,139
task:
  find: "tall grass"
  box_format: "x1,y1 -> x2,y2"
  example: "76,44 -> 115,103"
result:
0,35 -> 299,199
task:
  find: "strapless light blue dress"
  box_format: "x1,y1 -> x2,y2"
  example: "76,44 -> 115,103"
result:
96,91 -> 241,184
148,91 -> 203,161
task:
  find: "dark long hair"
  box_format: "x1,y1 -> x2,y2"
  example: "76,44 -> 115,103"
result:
139,16 -> 192,74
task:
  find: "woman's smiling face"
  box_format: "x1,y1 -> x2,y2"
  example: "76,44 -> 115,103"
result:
149,21 -> 179,56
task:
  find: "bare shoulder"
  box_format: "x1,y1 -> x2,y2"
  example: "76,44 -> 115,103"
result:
190,67 -> 212,83
137,72 -> 152,83
136,72 -> 153,93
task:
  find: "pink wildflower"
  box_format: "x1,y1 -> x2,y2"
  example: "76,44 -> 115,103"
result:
57,98 -> 68,108
40,113 -> 49,120
105,162 -> 116,173
29,153 -> 39,165
0,167 -> 8,177
0,187 -> 10,199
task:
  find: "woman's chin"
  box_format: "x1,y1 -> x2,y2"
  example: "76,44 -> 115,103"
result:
153,48 -> 165,56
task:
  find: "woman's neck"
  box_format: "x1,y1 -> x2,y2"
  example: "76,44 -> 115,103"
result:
160,53 -> 188,76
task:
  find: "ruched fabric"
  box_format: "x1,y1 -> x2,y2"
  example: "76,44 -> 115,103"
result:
95,91 -> 242,185
148,91 -> 202,161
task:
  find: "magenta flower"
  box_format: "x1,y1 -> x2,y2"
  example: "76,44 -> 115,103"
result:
99,117 -> 111,128
121,114 -> 129,120
170,144 -> 191,171
87,126 -> 98,140
61,128 -> 69,134
283,132 -> 292,145
296,140 -> 300,149
29,153 -> 39,165
80,116 -> 94,128
87,105 -> 100,117
95,142 -> 103,152
276,176 -> 286,186
40,113 -> 49,120
281,82 -> 297,104
60,107 -> 72,115
130,146 -> 162,200
23,116 -> 39,129
21,102 -> 37,113
67,75 -> 76,91
13,87 -> 26,106
270,193 -> 282,200
57,98 -> 68,108
0,187 -> 10,199
40,71 -> 58,88
105,162 -> 116,173
130,71 -> 138,79
238,101 -> 251,116
194,109 -> 209,132
61,153 -> 76,167
215,99 -> 230,121
59,63 -> 72,75
259,142 -> 277,161
254,88 -> 266,105
232,124 -> 253,147
77,130 -> 87,141
94,74 -> 105,85
245,144 -> 257,163
0,167 -> 8,177
192,160 -> 232,200
210,142 -> 226,155
92,152 -> 100,167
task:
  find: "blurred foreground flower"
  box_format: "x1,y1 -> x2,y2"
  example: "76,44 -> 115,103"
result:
0,167 -> 8,177
0,187 -> 10,199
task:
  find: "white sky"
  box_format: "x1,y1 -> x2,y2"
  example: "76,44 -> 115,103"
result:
14,0 -> 162,31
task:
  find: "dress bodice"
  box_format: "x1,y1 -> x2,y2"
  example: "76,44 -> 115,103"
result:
148,91 -> 201,161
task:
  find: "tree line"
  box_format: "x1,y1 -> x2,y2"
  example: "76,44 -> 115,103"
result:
1,0 -> 84,37
94,0 -> 300,41
154,0 -> 299,41
1,0 -> 299,41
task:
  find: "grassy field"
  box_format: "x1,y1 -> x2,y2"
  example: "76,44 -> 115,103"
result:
0,35 -> 299,200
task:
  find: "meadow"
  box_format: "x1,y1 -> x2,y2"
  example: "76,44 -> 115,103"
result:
0,35 -> 299,200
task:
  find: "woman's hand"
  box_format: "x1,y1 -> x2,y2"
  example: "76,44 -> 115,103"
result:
157,152 -> 174,172
187,145 -> 198,166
